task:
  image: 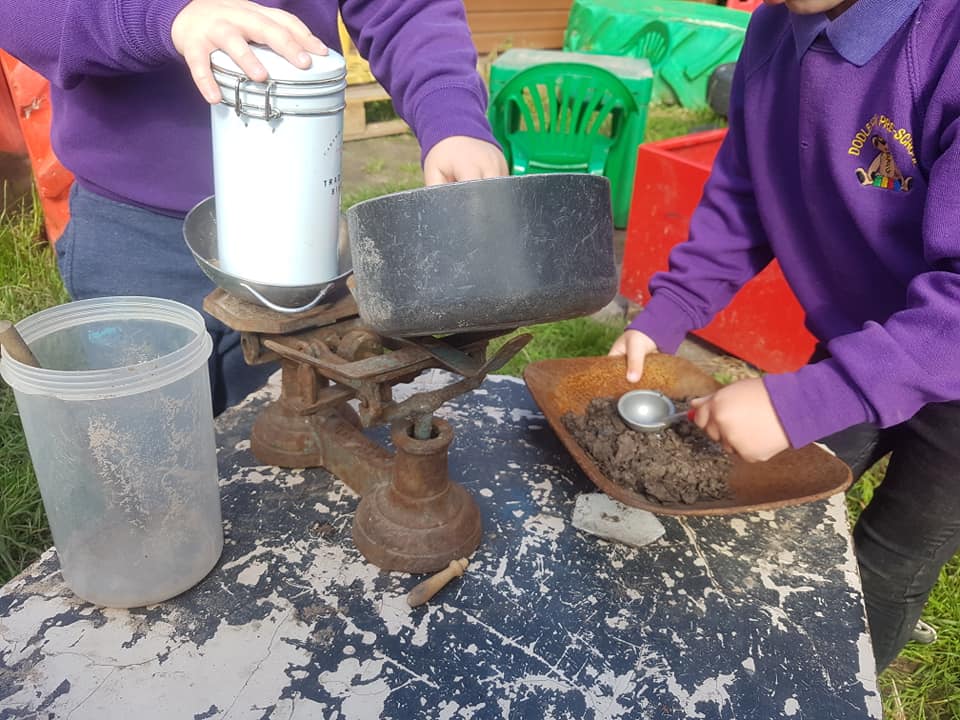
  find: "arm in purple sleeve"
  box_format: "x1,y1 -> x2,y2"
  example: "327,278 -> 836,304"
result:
765,92 -> 960,448
627,43 -> 773,354
0,0 -> 189,88
339,0 -> 496,159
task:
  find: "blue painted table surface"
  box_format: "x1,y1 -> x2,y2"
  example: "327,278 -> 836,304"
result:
0,372 -> 881,719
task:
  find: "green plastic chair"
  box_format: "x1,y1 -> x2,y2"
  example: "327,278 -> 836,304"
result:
488,62 -> 645,228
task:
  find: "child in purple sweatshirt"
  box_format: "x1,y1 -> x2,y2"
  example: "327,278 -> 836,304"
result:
610,0 -> 960,671
0,0 -> 506,412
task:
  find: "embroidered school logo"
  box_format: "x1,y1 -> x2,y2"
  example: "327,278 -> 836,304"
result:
848,114 -> 915,193
855,135 -> 913,192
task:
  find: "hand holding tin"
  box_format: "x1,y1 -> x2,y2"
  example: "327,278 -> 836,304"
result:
172,0 -> 328,103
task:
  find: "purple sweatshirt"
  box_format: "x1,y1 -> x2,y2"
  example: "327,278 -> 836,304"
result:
628,0 -> 960,448
0,0 -> 495,215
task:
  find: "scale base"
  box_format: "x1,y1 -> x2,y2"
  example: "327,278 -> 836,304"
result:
353,419 -> 482,573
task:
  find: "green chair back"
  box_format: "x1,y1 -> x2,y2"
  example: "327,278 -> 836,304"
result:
489,62 -> 644,227
489,62 -> 638,177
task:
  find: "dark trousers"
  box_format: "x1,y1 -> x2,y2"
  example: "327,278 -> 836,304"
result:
819,384 -> 960,671
55,184 -> 276,415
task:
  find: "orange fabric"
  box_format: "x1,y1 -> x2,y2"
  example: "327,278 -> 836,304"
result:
0,70 -> 26,154
0,50 -> 73,242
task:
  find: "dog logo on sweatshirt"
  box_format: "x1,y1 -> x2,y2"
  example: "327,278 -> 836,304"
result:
854,135 -> 913,192
848,114 -> 916,193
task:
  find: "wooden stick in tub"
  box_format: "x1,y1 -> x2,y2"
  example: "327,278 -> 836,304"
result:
0,320 -> 41,368
407,558 -> 468,608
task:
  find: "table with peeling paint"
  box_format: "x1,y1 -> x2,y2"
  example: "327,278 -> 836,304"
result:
0,371 -> 882,720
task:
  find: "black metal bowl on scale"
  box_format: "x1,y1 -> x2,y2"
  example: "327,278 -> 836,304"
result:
345,174 -> 618,337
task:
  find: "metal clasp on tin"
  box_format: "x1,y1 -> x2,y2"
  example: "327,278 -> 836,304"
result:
233,77 -> 281,121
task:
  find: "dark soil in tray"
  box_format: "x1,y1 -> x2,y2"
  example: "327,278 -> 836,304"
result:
562,397 -> 732,505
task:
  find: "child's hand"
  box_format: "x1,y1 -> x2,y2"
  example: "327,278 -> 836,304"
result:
423,137 -> 508,185
608,329 -> 657,383
689,377 -> 790,462
172,0 -> 328,104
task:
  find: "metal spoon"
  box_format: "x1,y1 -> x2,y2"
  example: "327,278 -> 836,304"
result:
617,389 -> 696,433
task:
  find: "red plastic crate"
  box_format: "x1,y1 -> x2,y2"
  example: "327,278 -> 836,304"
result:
620,129 -> 816,373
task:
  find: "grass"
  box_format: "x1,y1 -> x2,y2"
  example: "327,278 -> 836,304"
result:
365,98 -> 397,125
644,103 -> 726,142
342,180 -> 420,209
490,317 -> 622,378
361,158 -> 386,175
0,196 -> 68,582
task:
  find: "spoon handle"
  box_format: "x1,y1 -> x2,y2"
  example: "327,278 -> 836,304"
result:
665,408 -> 697,426
0,320 -> 41,368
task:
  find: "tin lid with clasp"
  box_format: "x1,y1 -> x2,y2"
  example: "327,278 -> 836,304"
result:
210,45 -> 347,120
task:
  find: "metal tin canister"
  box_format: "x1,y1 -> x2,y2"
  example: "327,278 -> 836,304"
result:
210,46 -> 346,287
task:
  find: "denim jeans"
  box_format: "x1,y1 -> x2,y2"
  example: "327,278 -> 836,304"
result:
55,184 -> 276,415
819,389 -> 960,671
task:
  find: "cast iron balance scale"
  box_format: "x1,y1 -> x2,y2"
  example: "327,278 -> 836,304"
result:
184,169 -> 616,577
185,198 -> 534,574
194,44 -> 616,577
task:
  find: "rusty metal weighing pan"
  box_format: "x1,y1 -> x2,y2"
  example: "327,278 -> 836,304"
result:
346,174 -> 618,337
524,354 -> 852,516
183,196 -> 353,314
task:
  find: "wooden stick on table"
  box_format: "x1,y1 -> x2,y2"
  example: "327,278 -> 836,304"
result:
407,558 -> 469,608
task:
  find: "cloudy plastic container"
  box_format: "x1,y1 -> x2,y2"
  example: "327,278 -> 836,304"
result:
0,297 -> 222,608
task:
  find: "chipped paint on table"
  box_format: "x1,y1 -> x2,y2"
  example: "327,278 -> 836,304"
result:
0,371 -> 881,719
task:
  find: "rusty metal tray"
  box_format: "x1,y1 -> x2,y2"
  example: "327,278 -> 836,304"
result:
523,354 -> 852,516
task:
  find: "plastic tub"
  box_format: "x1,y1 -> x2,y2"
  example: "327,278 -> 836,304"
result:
0,297 -> 222,608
